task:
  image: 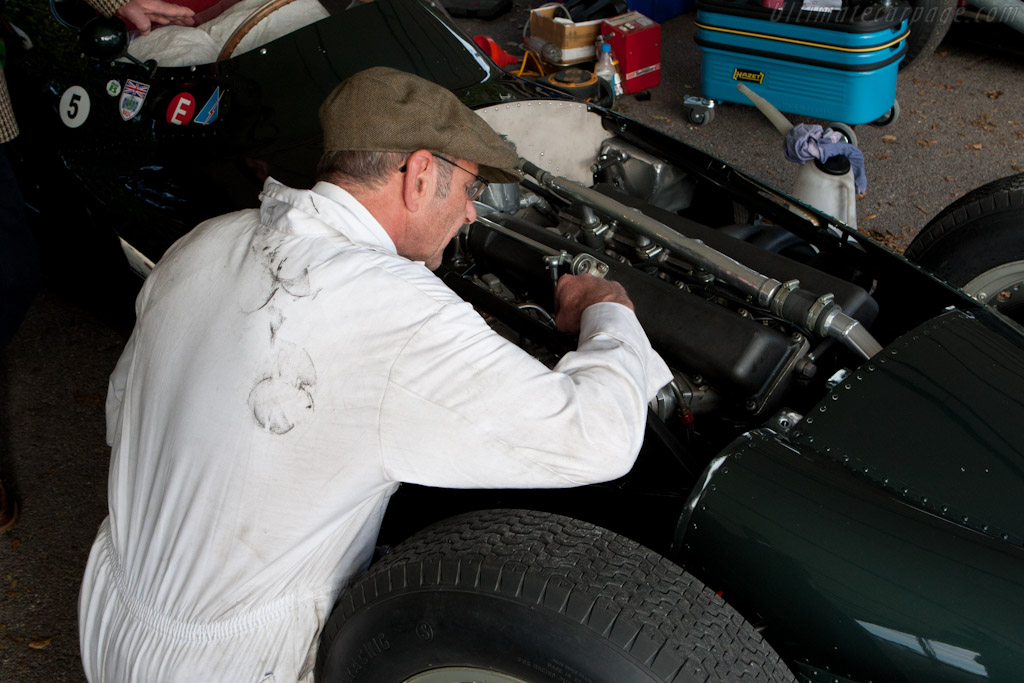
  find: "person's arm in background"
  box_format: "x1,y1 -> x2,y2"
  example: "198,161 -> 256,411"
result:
86,0 -> 195,34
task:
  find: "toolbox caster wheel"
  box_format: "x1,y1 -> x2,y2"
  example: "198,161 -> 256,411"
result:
687,107 -> 714,125
827,121 -> 858,147
870,100 -> 900,127
683,95 -> 716,127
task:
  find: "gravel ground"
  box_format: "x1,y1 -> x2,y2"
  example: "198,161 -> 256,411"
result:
0,4 -> 1021,681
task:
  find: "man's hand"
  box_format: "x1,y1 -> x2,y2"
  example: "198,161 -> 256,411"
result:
117,0 -> 195,35
554,274 -> 635,335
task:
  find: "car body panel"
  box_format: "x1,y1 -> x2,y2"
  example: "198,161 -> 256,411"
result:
680,310 -> 1024,682
794,309 -> 1024,545
19,0 -> 537,264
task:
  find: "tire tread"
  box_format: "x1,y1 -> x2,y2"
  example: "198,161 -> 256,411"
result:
904,173 -> 1024,284
319,509 -> 794,683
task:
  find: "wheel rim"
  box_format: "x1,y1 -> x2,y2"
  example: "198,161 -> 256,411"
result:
404,667 -> 532,683
963,259 -> 1024,320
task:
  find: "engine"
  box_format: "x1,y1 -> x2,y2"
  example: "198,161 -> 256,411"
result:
441,102 -> 881,444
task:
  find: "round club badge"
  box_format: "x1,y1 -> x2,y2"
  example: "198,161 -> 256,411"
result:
106,80 -> 122,97
59,86 -> 91,129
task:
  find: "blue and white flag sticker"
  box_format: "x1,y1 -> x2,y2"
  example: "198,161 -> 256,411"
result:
120,79 -> 150,121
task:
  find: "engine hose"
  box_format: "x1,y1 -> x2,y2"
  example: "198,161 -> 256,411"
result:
779,288 -> 882,359
519,158 -> 882,359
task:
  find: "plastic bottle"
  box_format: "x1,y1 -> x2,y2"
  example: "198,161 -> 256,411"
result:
594,42 -> 617,104
792,155 -> 858,230
523,35 -> 562,64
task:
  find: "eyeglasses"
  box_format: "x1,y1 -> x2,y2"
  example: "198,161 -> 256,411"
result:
399,153 -> 489,201
432,154 -> 489,201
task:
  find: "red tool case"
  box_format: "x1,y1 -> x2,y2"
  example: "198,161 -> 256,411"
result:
601,12 -> 662,93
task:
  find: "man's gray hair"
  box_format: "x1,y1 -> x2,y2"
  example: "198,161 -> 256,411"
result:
315,150 -> 453,198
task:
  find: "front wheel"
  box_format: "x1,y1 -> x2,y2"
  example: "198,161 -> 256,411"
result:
316,509 -> 794,682
905,172 -> 1024,320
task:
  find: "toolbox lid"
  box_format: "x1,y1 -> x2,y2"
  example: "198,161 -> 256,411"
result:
696,0 -> 910,33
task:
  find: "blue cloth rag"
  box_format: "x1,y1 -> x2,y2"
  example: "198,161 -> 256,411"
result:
783,123 -> 867,194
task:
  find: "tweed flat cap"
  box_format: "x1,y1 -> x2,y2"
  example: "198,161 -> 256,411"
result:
319,67 -> 521,184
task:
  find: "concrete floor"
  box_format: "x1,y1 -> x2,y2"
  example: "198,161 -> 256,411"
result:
0,6 -> 1021,681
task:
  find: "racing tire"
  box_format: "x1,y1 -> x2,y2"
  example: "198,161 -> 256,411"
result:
316,509 -> 795,683
905,172 -> 1024,320
899,0 -> 957,70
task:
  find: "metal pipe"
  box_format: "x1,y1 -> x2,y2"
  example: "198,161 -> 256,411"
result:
519,158 -> 883,359
472,211 -> 564,259
520,160 -> 789,307
821,310 -> 884,359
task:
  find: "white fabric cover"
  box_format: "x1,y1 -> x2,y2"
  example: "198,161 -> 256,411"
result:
79,178 -> 672,683
125,0 -> 331,66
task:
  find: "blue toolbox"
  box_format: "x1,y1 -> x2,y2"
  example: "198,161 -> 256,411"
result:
693,0 -> 910,125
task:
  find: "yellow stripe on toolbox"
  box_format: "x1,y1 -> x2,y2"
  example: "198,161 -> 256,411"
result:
694,21 -> 910,53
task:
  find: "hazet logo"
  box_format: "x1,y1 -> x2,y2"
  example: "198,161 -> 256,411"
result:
732,68 -> 765,84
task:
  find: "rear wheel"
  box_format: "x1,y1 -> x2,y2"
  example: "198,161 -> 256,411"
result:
316,509 -> 794,682
905,173 -> 1024,320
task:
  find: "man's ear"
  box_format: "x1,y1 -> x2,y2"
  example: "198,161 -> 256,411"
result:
401,149 -> 435,212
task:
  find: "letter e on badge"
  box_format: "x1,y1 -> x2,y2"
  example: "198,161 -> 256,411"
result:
167,93 -> 196,126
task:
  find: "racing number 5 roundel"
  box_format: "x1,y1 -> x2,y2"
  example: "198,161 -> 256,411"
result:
167,93 -> 196,126
59,86 -> 91,128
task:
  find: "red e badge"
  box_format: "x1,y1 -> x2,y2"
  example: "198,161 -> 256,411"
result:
167,93 -> 196,126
